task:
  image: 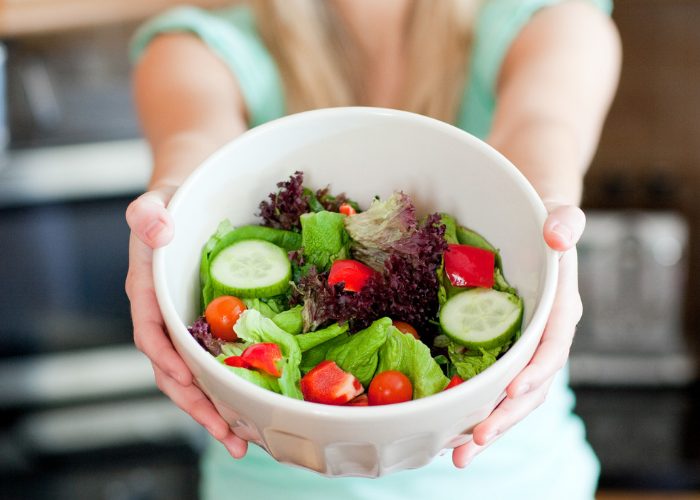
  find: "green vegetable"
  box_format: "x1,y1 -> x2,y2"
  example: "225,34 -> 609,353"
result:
343,192 -> 415,271
300,332 -> 350,373
377,326 -> 449,398
220,342 -> 248,357
271,306 -> 303,335
209,239 -> 291,299
440,288 -> 523,349
200,220 -> 301,307
455,225 -> 496,253
295,322 -> 348,352
326,317 -> 391,387
447,343 -> 504,381
303,187 -> 326,213
494,267 -> 517,295
243,298 -> 286,319
216,355 -> 281,393
300,211 -> 349,272
440,214 -> 459,244
233,309 -> 303,399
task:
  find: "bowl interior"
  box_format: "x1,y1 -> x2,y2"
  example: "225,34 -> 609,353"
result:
159,107 -> 550,386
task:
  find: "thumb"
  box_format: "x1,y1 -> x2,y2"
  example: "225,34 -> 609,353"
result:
542,203 -> 586,252
126,185 -> 177,249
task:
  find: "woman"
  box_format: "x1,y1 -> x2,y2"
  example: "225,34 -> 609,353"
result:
125,1 -> 621,498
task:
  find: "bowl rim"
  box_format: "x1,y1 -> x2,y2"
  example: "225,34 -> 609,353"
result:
153,106 -> 559,421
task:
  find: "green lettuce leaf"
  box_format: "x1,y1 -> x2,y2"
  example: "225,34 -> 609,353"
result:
271,306 -> 303,335
377,326 -> 450,398
216,354 -> 281,393
447,342 -> 504,380
220,342 -> 248,357
300,332 -> 350,373
243,298 -> 286,319
295,322 -> 349,352
200,220 -> 301,308
233,309 -> 303,399
326,317 -> 391,387
300,211 -> 349,272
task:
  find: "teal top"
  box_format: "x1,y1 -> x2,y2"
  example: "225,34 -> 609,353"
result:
131,1 -> 612,498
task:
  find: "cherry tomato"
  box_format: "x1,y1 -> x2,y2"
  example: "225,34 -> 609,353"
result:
392,320 -> 420,340
205,295 -> 247,341
444,375 -> 464,390
328,259 -> 374,292
339,203 -> 357,216
368,371 -> 413,405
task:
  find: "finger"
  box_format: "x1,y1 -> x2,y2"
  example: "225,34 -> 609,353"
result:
128,234 -> 193,386
542,204 -> 586,252
126,186 -> 176,249
472,375 -> 556,448
508,250 -> 580,397
452,431 -> 504,468
153,364 -> 248,459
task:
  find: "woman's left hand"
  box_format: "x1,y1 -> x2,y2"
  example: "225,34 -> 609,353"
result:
452,202 -> 586,468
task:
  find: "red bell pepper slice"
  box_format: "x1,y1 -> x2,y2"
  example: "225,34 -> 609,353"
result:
444,244 -> 495,288
301,360 -> 364,405
328,259 -> 374,292
223,355 -> 251,369
240,343 -> 283,377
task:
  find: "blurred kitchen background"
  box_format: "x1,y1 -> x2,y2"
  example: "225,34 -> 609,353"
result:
0,1 -> 698,499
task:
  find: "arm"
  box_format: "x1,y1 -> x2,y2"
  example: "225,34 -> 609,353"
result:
125,33 -> 250,458
453,0 -> 621,467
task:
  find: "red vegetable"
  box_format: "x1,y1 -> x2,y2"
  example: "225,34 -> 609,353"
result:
223,355 -> 251,369
240,343 -> 283,377
346,394 -> 369,406
328,259 -> 374,292
444,375 -> 464,390
205,295 -> 247,341
392,320 -> 420,340
444,244 -> 495,288
339,203 -> 357,216
301,360 -> 364,405
368,371 -> 413,405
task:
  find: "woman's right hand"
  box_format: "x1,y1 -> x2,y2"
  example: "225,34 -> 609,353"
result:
125,186 -> 248,459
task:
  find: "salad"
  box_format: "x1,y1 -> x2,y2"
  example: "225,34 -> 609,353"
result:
187,171 -> 523,406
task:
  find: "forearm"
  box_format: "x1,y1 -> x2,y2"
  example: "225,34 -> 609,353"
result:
487,1 -> 621,207
133,33 -> 248,192
148,128 -> 244,191
488,118 -> 584,206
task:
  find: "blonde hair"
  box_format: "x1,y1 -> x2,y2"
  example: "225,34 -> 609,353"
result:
251,0 -> 480,124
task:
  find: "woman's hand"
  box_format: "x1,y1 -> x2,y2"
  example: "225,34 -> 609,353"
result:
452,203 -> 585,468
125,186 -> 248,459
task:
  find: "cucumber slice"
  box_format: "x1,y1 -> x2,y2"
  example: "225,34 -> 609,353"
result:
210,239 -> 291,298
439,288 -> 523,349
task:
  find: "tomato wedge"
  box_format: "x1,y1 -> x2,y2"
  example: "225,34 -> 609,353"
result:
444,244 -> 495,288
223,355 -> 251,369
328,259 -> 374,292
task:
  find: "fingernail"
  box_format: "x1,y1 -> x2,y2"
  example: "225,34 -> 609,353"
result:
145,218 -> 165,242
513,383 -> 530,397
481,430 -> 498,445
551,223 -> 572,244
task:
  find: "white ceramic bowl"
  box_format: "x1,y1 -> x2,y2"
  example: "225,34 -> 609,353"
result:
153,107 -> 558,478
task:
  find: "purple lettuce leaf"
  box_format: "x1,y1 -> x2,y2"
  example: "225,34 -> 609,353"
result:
188,316 -> 225,356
